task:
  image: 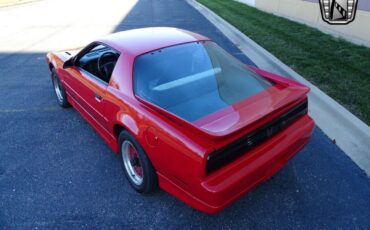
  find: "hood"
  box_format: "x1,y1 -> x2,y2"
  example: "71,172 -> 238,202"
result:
55,48 -> 81,61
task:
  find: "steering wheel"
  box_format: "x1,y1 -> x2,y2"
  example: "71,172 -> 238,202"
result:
97,51 -> 117,78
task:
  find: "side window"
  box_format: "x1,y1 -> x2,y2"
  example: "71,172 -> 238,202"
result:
77,44 -> 120,84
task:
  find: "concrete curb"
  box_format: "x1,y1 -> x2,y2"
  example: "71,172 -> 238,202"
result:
187,0 -> 370,176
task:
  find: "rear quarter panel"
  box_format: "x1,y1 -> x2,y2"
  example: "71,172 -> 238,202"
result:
105,53 -> 210,187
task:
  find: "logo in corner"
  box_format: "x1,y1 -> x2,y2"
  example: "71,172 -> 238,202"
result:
319,0 -> 358,25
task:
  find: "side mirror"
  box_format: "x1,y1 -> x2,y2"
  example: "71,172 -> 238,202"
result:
63,57 -> 75,69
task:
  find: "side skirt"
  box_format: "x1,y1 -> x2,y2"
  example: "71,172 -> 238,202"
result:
67,94 -> 119,153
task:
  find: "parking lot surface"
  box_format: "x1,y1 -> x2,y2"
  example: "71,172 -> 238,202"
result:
0,0 -> 369,228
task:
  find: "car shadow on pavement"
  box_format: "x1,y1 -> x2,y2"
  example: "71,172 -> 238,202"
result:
1,0 -> 370,228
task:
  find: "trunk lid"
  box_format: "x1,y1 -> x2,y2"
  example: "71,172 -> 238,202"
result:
192,67 -> 309,138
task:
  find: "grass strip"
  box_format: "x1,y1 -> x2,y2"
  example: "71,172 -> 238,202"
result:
198,0 -> 370,125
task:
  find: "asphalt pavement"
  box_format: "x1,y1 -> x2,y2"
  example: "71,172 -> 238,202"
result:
0,0 -> 369,229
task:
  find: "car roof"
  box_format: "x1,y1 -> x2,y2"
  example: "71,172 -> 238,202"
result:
97,27 -> 210,57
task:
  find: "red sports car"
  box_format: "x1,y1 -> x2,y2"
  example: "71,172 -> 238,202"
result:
46,27 -> 315,214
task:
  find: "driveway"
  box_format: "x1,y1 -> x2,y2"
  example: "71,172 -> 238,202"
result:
0,0 -> 369,228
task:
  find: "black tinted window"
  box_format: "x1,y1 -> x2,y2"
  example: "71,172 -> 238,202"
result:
78,44 -> 119,83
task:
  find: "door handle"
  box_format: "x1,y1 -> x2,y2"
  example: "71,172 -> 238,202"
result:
94,93 -> 102,102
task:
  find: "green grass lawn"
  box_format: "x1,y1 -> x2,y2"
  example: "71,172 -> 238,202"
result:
198,0 -> 370,125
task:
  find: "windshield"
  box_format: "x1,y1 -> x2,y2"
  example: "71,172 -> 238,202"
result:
133,41 -> 273,122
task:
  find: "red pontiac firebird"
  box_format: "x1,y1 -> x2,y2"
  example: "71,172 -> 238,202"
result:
46,27 -> 315,214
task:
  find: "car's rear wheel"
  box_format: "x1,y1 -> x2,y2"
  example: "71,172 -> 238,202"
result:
119,130 -> 157,193
51,69 -> 70,108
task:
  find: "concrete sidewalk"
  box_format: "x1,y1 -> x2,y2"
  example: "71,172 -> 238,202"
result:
0,0 -> 369,229
188,0 -> 370,177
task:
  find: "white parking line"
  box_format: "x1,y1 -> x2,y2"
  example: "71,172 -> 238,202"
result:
0,107 -> 60,113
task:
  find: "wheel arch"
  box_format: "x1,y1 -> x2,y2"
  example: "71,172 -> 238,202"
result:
113,123 -> 127,139
113,116 -> 159,172
48,63 -> 55,71
113,114 -> 139,139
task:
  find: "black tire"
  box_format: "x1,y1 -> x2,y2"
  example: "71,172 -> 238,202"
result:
118,130 -> 158,193
51,68 -> 70,108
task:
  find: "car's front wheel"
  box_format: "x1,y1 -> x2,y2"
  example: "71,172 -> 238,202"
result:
119,130 -> 158,193
51,69 -> 70,108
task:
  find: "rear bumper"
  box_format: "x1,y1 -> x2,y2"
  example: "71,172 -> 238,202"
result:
159,114 -> 315,214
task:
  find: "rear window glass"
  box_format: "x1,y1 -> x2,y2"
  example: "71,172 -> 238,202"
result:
133,41 -> 273,122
